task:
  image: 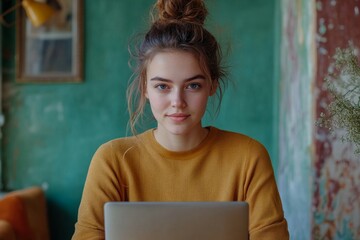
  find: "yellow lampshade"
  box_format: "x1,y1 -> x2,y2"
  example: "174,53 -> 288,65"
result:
22,0 -> 56,27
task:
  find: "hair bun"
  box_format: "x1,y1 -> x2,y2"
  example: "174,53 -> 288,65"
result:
155,0 -> 208,25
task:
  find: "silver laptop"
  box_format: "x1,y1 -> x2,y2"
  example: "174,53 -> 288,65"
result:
104,201 -> 248,240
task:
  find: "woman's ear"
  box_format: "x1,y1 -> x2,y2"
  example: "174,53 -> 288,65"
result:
209,80 -> 218,96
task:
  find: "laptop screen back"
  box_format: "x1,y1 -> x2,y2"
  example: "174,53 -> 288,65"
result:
104,201 -> 248,240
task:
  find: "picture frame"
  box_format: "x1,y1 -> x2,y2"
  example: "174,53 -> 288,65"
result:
16,0 -> 83,83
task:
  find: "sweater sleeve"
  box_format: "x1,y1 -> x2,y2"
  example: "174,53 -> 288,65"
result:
244,140 -> 289,240
72,142 -> 126,240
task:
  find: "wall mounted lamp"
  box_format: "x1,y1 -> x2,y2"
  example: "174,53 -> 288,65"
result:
0,0 -> 56,27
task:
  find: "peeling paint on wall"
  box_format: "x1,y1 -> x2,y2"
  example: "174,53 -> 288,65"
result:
280,0 -> 360,239
314,1 -> 360,239
279,0 -> 315,239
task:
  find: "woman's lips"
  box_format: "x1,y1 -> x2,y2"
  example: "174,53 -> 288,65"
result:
167,113 -> 190,122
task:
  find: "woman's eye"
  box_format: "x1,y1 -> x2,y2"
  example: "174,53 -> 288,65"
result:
155,84 -> 169,90
187,83 -> 201,90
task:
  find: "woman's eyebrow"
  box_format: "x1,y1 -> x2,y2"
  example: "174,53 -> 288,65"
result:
185,74 -> 206,81
150,74 -> 206,82
150,77 -> 172,82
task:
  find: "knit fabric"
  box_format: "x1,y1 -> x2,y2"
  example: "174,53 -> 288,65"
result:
72,127 -> 289,239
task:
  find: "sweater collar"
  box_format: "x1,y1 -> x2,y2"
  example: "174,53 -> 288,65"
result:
141,126 -> 219,160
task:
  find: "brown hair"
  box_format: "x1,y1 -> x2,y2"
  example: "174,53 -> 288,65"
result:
127,0 -> 227,135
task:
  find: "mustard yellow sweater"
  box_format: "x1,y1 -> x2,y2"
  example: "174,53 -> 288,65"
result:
72,127 -> 289,239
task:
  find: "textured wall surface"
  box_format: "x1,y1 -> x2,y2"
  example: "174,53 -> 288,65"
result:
278,0 -> 315,239
280,0 -> 360,239
1,0 -> 278,239
313,1 -> 360,239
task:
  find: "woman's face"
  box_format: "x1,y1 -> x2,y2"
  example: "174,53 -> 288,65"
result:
145,50 -> 214,137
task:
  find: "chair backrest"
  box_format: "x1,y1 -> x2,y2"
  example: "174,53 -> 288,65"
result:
0,187 -> 50,240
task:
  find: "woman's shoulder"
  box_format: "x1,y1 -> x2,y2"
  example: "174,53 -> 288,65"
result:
212,127 -> 271,166
96,129 -> 153,155
211,127 -> 269,154
213,127 -> 262,144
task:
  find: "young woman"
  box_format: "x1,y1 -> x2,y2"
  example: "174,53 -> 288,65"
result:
72,0 -> 289,239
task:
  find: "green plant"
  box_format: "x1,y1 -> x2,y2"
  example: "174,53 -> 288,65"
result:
317,45 -> 360,154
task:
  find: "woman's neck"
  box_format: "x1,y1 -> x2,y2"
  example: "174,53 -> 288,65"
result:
153,126 -> 209,152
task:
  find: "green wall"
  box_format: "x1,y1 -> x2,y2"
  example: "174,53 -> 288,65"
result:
1,1 -> 278,239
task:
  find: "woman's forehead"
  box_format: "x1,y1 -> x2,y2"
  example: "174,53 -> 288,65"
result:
144,49 -> 213,83
147,51 -> 203,75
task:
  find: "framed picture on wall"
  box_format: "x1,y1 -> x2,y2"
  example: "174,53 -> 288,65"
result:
16,0 -> 83,83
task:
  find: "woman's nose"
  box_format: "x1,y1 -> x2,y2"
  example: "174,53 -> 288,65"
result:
171,90 -> 187,108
